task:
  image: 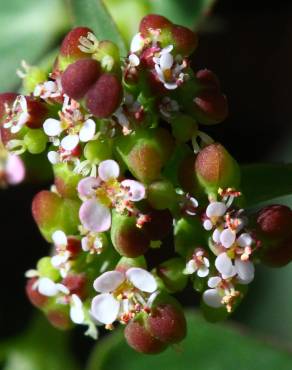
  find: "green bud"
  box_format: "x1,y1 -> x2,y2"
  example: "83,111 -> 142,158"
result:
84,139 -> 113,163
23,128 -> 48,154
22,66 -> 47,94
53,163 -> 82,199
37,257 -> 60,281
147,180 -> 176,210
170,114 -> 198,143
116,256 -> 147,272
93,40 -> 120,73
154,258 -> 188,293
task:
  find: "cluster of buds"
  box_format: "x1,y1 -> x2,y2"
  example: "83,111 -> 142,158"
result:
1,13 -> 291,354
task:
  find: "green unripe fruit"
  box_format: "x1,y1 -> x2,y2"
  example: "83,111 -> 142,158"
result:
84,139 -> 113,163
22,66 -> 47,94
37,257 -> 60,281
24,128 -> 47,154
170,114 -> 198,143
174,216 -> 206,257
116,128 -> 174,184
147,180 -> 176,210
195,143 -> 240,197
111,211 -> 150,257
155,258 -> 188,293
53,163 -> 82,199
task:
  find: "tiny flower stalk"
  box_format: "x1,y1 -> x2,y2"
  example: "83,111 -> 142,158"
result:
0,13 -> 284,355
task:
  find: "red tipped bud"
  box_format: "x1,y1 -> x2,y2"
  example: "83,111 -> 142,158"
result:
125,320 -> 167,354
139,14 -> 172,38
171,25 -> 198,56
256,205 -> 292,240
25,278 -> 48,308
147,304 -> 186,344
60,27 -> 93,59
53,163 -> 83,199
46,309 -> 71,330
62,273 -> 87,299
85,73 -> 122,118
61,59 -> 101,100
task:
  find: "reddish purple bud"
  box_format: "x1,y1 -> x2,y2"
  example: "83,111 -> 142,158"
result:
46,310 -> 71,330
147,304 -> 186,344
171,25 -> 198,56
256,205 -> 292,240
32,190 -> 62,229
62,273 -> 87,299
61,59 -> 101,100
125,320 -> 167,354
60,27 -> 93,59
260,236 -> 292,268
25,278 -> 48,308
85,74 -> 122,118
139,14 -> 172,37
25,98 -> 48,129
66,237 -> 82,256
142,209 -> 173,240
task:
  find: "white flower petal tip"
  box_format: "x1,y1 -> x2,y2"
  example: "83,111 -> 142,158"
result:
93,271 -> 125,293
61,134 -> 79,151
5,154 -> 25,184
47,151 -> 60,164
129,54 -> 140,67
126,268 -> 157,293
70,294 -> 85,324
206,202 -> 227,218
79,119 -> 96,142
220,228 -> 236,248
203,289 -> 223,308
52,230 -> 67,246
78,177 -> 100,197
235,259 -> 255,284
98,160 -> 120,181
121,179 -> 145,201
130,33 -> 144,53
91,293 -> 120,324
215,253 -> 236,278
208,276 -> 222,288
79,199 -> 111,233
38,277 -> 58,297
237,233 -> 253,248
43,118 -> 63,136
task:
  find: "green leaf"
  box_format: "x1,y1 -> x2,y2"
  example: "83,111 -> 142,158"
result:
68,0 -> 127,56
0,0 -> 69,92
241,163 -> 292,208
1,316 -> 80,370
86,312 -> 292,370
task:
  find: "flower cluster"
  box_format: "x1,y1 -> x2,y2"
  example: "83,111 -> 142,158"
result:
1,14 -> 291,355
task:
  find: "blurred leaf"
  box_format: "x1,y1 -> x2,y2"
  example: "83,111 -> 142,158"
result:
86,312 -> 292,370
68,0 -> 127,56
0,0 -> 69,92
1,316 -> 80,370
241,163 -> 292,208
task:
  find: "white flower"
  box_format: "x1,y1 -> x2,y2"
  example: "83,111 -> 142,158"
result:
91,268 -> 157,325
81,233 -> 103,254
70,294 -> 85,324
51,230 -> 71,278
34,80 -> 62,100
36,277 -> 69,297
78,160 -> 145,233
130,33 -> 145,53
153,45 -> 187,90
184,249 -> 210,277
3,95 -> 29,134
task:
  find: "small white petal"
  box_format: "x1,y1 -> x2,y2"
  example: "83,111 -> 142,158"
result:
61,134 -> 79,151
70,294 -> 85,324
206,202 -> 227,218
56,283 -> 70,295
43,118 -> 63,136
237,233 -> 253,248
52,230 -> 67,246
78,177 -> 101,198
98,159 -> 120,181
129,54 -> 140,67
215,253 -> 236,278
93,271 -> 125,293
203,289 -> 223,308
38,277 -> 58,297
160,52 -> 173,70
208,276 -> 222,288
220,228 -> 236,248
91,293 -> 120,324
79,119 -> 96,142
203,219 -> 213,231
160,45 -> 174,54
197,266 -> 209,278
126,268 -> 157,293
184,260 -> 197,274
121,179 -> 145,201
203,257 -> 210,268
47,151 -> 60,164
130,33 -> 144,53
164,82 -> 178,90
79,199 -> 111,232
235,259 -> 255,284
19,95 -> 28,112
212,228 -> 222,244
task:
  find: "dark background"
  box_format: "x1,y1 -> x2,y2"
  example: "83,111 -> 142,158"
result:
1,0 -> 292,365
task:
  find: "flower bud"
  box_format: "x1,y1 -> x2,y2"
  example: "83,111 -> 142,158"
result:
23,128 -> 47,154
170,114 -> 198,143
124,319 -> 167,354
116,128 -> 174,184
32,191 -> 80,242
61,59 -> 101,100
155,258 -> 188,293
147,303 -> 186,344
141,209 -> 173,240
85,73 -> 123,118
139,14 -> 172,38
256,205 -> 292,240
259,236 -> 292,268
84,139 -> 113,163
93,40 -> 120,73
62,273 -> 87,299
111,211 -> 150,257
25,98 -> 48,129
147,180 -> 176,210
195,143 -> 240,196
26,278 -> 48,308
171,25 -> 198,56
46,307 -> 72,330
53,163 -> 82,199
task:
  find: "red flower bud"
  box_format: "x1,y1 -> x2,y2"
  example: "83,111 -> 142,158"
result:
139,14 -> 172,37
62,273 -> 87,299
171,25 -> 198,56
46,309 -> 71,330
256,205 -> 292,240
61,59 -> 101,100
124,320 -> 167,354
85,73 -> 123,118
60,27 -> 93,59
25,278 -> 48,308
25,98 -> 48,129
